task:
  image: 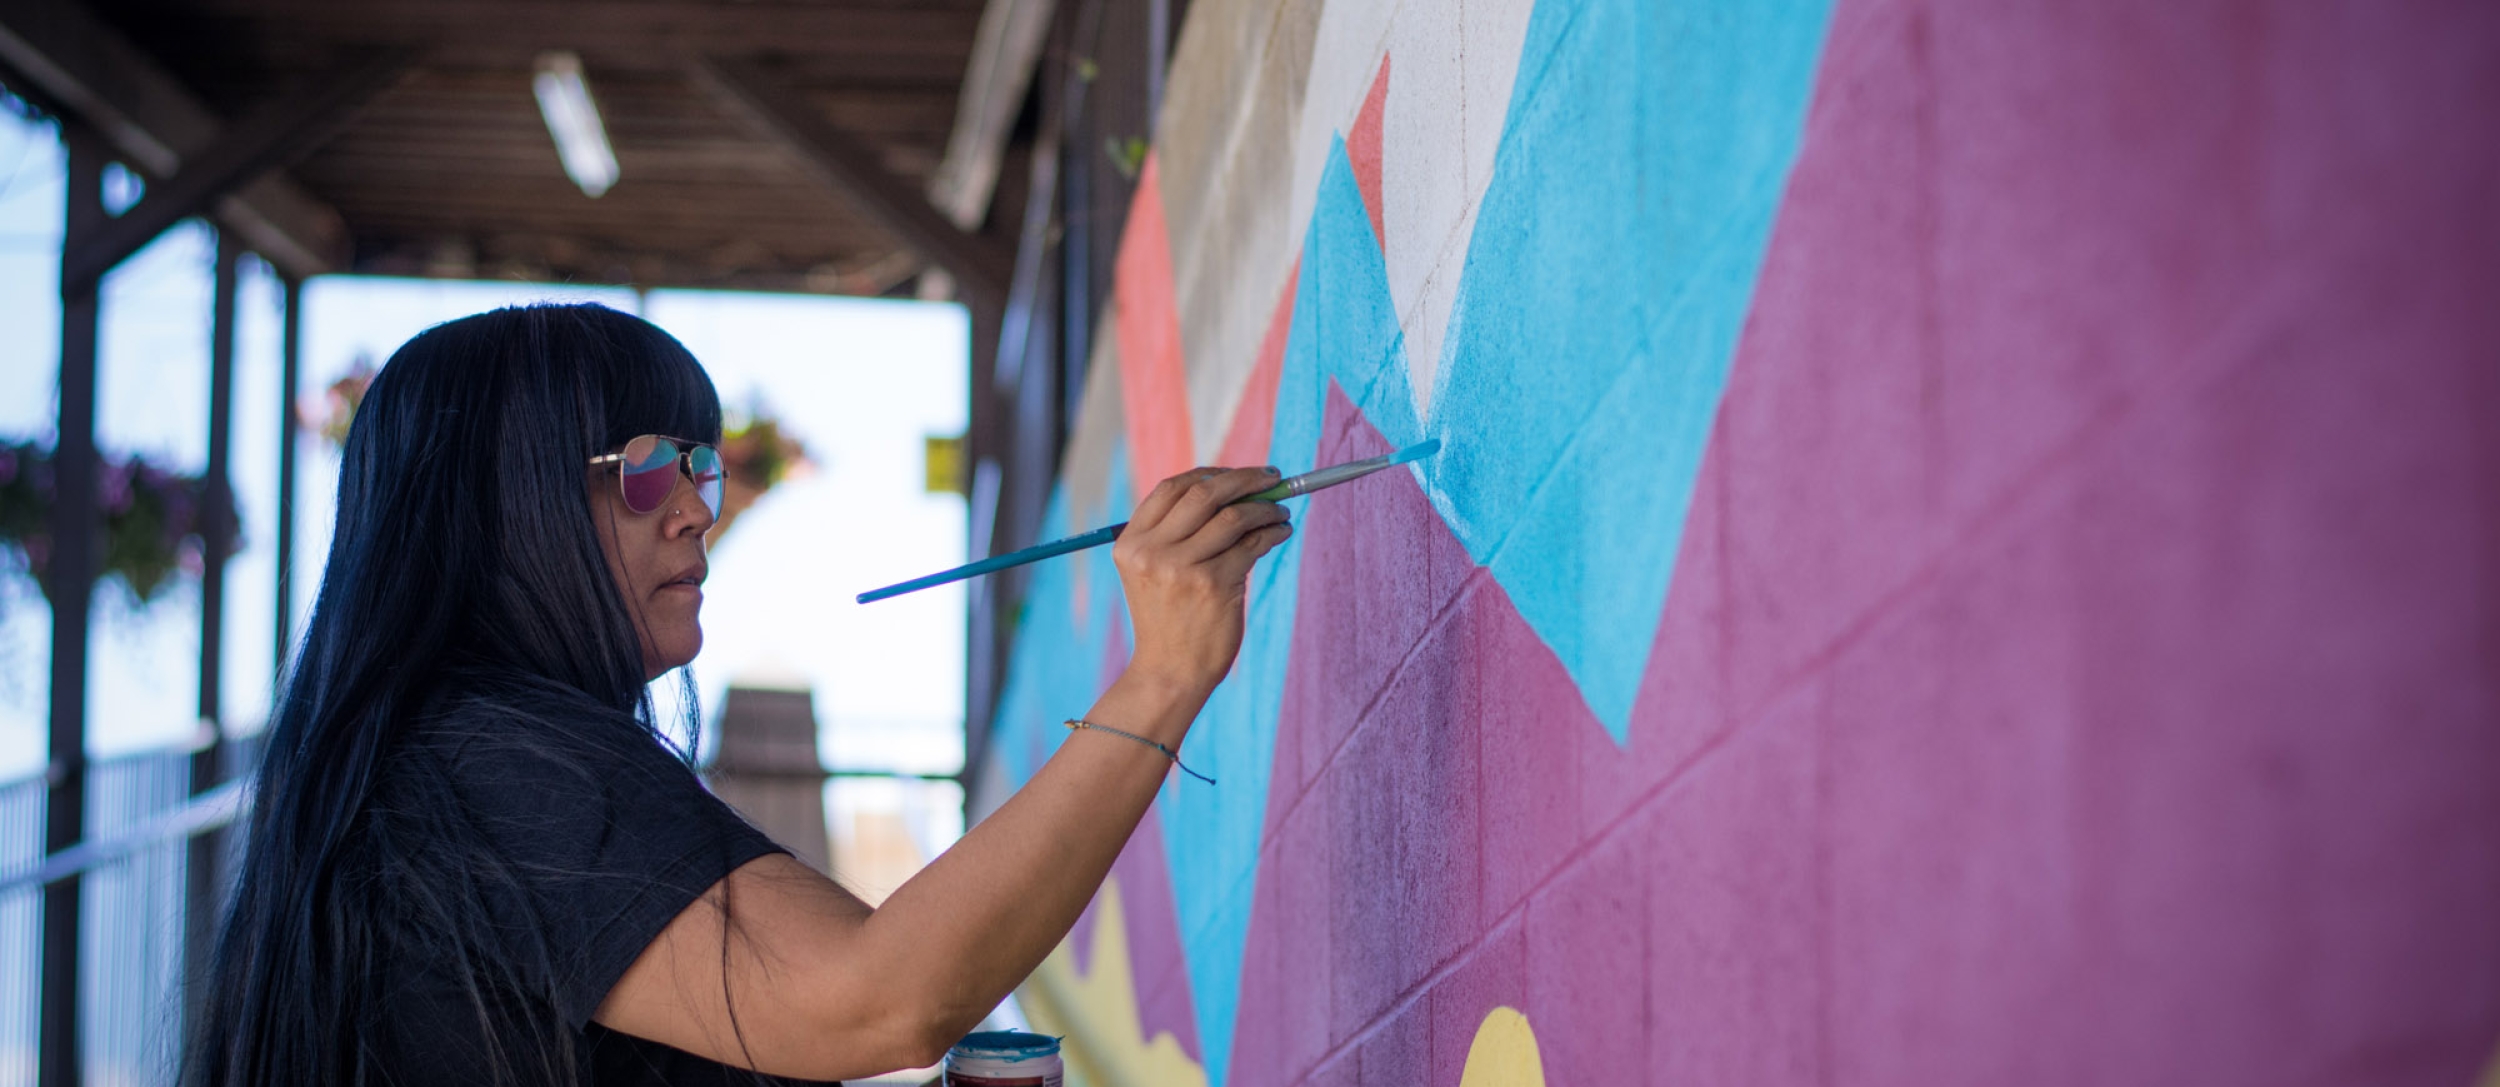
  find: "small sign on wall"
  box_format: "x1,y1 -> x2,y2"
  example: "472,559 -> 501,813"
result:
926,432 -> 967,496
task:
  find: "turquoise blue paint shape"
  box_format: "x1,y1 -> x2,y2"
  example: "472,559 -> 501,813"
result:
1426,0 -> 1834,739
989,450 -> 1144,786
985,0 -> 1838,1080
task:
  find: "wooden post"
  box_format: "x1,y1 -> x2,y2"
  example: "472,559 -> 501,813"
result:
185,230 -> 242,1029
963,296 -> 1005,769
40,118 -> 109,1087
274,274 -> 301,671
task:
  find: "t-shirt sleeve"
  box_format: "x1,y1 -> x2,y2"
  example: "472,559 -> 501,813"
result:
432,717 -> 788,1029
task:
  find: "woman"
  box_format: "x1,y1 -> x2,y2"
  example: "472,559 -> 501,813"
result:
187,304 -> 1292,1085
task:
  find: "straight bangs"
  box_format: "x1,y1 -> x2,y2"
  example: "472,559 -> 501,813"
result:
581,308 -> 723,453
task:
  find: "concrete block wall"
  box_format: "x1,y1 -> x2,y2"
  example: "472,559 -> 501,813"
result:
973,0 -> 2500,1083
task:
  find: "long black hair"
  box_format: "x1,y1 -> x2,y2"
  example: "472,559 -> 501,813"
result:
187,303 -> 723,1086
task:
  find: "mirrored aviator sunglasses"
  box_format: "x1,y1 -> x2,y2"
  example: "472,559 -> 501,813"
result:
589,435 -> 726,518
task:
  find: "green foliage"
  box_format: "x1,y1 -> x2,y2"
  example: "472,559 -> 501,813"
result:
0,438 -> 238,606
704,403 -> 812,544
722,414 -> 796,490
1106,135 -> 1148,181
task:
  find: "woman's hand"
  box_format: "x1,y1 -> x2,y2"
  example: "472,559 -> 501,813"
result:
1113,466 -> 1295,702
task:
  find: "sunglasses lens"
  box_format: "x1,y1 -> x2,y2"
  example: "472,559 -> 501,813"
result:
688,444 -> 724,518
619,436 -> 680,513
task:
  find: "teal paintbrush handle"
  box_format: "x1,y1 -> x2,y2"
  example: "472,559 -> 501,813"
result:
856,523 -> 1124,603
858,440 -> 1440,604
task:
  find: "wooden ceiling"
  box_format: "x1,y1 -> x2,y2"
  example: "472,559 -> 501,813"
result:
78,0 -> 1001,294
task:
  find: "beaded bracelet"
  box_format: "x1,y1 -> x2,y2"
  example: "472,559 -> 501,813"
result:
1065,719 -> 1216,785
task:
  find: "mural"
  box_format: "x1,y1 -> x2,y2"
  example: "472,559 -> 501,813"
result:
981,0 -> 2500,1083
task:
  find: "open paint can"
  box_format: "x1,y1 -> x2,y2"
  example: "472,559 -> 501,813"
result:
942,1031 -> 1064,1086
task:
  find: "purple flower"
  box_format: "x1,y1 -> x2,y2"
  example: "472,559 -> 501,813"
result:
99,462 -> 132,513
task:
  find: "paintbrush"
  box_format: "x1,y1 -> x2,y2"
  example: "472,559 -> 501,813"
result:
857,439 -> 1442,604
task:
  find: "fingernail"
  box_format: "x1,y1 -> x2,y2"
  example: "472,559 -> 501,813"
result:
1263,466 -> 1282,477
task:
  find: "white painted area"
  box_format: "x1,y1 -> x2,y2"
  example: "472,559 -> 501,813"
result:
1460,0 -> 1541,216
1402,0 -> 1538,416
1380,4 -> 1467,415
1271,0 -> 1538,421
1286,0 -> 1396,258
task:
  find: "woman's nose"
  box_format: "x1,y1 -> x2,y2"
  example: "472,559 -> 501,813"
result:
666,473 -> 717,534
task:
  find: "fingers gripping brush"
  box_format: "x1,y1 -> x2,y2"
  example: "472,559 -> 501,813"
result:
857,439 -> 1442,604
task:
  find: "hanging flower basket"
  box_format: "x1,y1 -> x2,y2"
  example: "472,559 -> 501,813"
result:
0,438 -> 240,607
709,411 -> 809,545
315,355 -> 378,448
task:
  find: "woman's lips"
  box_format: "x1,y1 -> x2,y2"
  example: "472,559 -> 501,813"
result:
657,563 -> 707,594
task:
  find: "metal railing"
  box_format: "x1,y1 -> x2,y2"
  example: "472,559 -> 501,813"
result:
0,746 -> 251,1087
1,773 -> 40,1087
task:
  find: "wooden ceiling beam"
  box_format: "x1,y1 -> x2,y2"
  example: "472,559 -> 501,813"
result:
168,0 -> 980,56
0,0 -> 349,280
60,46 -> 411,298
691,54 -> 1012,305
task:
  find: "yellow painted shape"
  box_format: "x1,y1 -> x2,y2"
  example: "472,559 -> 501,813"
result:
1017,876 -> 1210,1087
1458,1006 -> 1548,1087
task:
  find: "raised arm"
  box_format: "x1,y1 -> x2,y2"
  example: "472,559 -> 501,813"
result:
593,466 -> 1293,1080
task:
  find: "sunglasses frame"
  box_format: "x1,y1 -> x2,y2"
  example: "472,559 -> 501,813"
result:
587,434 -> 729,517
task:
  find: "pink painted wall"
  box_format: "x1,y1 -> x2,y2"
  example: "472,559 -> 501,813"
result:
988,1 -> 2500,1083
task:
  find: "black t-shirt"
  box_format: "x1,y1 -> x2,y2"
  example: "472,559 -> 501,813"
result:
353,699 -> 842,1087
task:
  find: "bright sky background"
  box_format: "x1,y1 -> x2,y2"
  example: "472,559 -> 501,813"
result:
0,104 -> 970,781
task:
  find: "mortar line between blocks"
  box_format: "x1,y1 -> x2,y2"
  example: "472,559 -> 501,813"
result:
1267,566 -> 1494,841
1713,242 -> 2339,734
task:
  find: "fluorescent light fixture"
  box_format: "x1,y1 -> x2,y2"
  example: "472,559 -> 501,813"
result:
533,51 -> 619,197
